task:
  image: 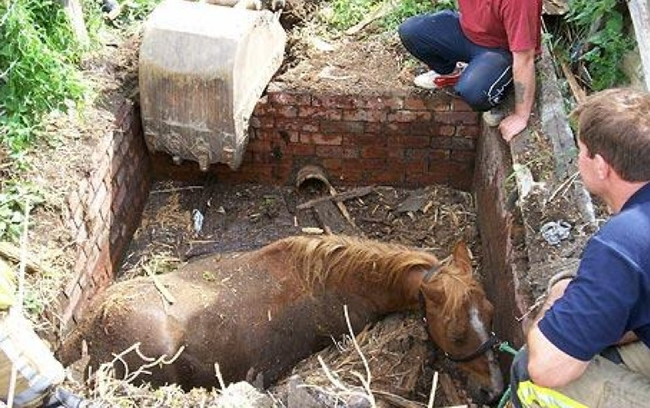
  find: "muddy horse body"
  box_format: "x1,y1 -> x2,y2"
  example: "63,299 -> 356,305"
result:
58,235 -> 503,401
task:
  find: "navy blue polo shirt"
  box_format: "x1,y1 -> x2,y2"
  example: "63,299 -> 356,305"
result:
539,182 -> 650,361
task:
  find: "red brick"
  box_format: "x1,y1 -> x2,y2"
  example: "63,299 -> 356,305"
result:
275,118 -> 314,132
451,137 -> 476,150
451,149 -> 476,163
456,125 -> 480,138
387,110 -> 432,123
384,122 -> 412,136
351,158 -> 386,170
431,137 -> 453,149
438,125 -> 456,137
452,98 -> 474,111
408,122 -> 437,136
298,106 -> 343,120
370,170 -> 404,184
290,143 -> 316,156
315,145 -> 360,159
320,158 -> 344,173
275,105 -> 299,118
312,94 -> 356,109
395,134 -> 430,149
435,111 -> 480,125
342,109 -> 387,122
342,134 -> 387,146
364,122 -> 385,133
363,95 -> 404,110
361,145 -> 404,159
269,92 -> 312,106
404,96 -> 428,111
300,133 -> 343,146
89,182 -> 108,217
320,121 -> 365,134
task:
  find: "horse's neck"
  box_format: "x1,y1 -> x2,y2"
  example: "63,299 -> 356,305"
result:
337,266 -> 427,314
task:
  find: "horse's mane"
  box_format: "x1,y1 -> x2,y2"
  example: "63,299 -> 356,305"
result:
429,258 -> 485,317
280,235 -> 435,292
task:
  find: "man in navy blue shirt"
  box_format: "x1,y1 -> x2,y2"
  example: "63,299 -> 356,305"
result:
510,88 -> 650,407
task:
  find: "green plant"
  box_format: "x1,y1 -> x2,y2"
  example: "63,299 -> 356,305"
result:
110,0 -> 164,32
325,0 -> 456,33
382,0 -> 456,31
0,180 -> 43,242
0,0 -> 87,153
561,0 -> 634,90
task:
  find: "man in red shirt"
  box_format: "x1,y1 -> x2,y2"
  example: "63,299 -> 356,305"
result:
398,0 -> 542,142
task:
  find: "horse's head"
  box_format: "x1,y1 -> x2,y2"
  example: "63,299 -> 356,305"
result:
419,241 -> 504,404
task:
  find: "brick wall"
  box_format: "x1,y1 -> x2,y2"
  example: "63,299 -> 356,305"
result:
59,98 -> 152,331
153,86 -> 480,191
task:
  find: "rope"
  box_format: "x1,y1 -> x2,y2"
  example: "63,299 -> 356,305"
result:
496,341 -> 519,408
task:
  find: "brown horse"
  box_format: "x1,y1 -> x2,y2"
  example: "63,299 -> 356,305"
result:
57,235 -> 503,403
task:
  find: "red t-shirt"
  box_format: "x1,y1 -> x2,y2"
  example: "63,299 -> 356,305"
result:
458,0 -> 542,53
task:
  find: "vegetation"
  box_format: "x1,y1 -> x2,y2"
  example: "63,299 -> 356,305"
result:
550,0 -> 635,91
0,0 -> 161,244
326,0 -> 456,32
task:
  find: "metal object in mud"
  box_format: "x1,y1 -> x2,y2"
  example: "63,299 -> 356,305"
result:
540,220 -> 571,245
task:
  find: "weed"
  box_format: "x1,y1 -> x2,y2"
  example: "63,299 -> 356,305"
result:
325,0 -> 456,33
556,0 -> 634,91
0,180 -> 43,242
0,0 -> 88,153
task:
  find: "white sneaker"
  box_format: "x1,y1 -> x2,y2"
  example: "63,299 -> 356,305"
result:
414,70 -> 444,89
413,62 -> 466,90
483,106 -> 506,127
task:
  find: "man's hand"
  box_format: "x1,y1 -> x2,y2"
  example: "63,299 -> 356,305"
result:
502,49 -> 536,143
499,113 -> 528,142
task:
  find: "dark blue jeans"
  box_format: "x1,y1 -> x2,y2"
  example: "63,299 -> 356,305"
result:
398,10 -> 513,111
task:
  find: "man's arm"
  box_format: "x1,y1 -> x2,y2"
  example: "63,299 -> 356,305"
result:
526,278 -> 589,388
499,48 -> 536,142
527,325 -> 589,387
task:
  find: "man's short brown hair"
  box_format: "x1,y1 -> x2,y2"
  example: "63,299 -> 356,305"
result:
571,88 -> 650,182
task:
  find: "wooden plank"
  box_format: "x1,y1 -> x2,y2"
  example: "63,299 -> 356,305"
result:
296,186 -> 374,210
629,0 -> 650,90
60,0 -> 89,46
312,200 -> 358,235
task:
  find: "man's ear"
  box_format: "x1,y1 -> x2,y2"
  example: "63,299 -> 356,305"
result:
594,154 -> 611,180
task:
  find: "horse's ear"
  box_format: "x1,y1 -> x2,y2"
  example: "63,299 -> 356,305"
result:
452,241 -> 472,274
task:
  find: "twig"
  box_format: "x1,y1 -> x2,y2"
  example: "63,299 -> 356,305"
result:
0,241 -> 50,275
559,61 -> 587,104
7,198 -> 31,407
144,265 -> 175,305
547,171 -> 580,203
297,186 -> 374,210
344,0 -> 396,35
150,186 -> 204,194
214,363 -> 226,390
105,342 -> 185,385
427,371 -> 438,408
343,305 -> 373,405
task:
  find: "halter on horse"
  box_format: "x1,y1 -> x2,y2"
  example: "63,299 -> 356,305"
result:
57,235 -> 503,403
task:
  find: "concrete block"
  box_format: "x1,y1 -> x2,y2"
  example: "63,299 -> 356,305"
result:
139,0 -> 286,170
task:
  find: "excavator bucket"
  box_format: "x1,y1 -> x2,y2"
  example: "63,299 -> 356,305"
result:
139,0 -> 286,170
